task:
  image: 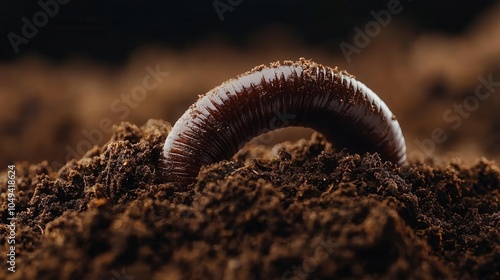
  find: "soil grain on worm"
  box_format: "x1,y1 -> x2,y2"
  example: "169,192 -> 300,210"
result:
0,120 -> 499,280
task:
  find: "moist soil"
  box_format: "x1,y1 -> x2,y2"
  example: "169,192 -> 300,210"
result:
1,120 -> 499,280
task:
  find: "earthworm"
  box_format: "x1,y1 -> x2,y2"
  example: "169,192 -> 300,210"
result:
161,58 -> 407,188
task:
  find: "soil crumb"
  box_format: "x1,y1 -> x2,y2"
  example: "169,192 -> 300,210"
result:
1,120 -> 499,280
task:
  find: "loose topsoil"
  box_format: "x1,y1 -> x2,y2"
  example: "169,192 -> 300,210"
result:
1,120 -> 499,280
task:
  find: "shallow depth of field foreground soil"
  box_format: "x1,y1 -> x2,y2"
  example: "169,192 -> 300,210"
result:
0,120 -> 499,279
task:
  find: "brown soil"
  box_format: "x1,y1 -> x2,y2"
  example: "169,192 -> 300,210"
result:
1,120 -> 498,280
2,4 -> 500,280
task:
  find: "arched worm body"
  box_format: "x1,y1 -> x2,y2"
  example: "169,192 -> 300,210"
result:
161,58 -> 407,188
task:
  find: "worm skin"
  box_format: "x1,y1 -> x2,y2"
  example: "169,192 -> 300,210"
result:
161,58 -> 407,188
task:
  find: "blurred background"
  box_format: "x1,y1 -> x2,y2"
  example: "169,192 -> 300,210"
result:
0,0 -> 499,169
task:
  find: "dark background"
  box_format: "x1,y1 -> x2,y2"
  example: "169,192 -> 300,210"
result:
1,0 -> 500,168
0,0 -> 497,63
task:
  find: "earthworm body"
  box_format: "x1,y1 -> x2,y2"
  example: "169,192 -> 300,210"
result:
161,58 -> 407,188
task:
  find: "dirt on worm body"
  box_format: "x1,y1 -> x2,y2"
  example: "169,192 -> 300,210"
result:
0,119 -> 499,280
